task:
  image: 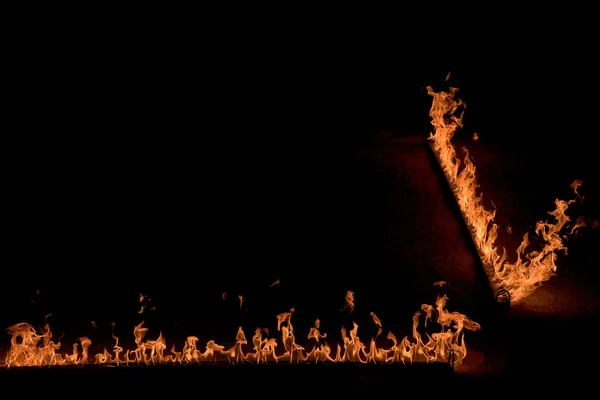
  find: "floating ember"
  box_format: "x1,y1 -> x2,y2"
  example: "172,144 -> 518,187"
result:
427,81 -> 585,303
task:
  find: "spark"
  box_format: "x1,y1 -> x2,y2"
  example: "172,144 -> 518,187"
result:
269,278 -> 280,287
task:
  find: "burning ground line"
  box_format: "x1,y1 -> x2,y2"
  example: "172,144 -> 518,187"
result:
426,83 -> 585,304
1,285 -> 480,369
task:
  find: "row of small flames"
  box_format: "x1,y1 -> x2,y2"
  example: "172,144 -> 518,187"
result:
2,287 -> 479,368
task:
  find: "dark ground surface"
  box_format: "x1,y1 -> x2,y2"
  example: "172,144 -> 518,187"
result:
2,27 -> 600,393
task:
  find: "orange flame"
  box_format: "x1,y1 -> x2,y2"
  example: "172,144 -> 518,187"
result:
427,84 -> 584,302
2,287 -> 479,368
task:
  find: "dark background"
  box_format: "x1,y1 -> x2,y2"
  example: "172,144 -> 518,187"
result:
2,18 -> 598,364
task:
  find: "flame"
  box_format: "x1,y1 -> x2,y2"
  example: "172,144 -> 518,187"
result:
2,288 -> 479,368
342,289 -> 355,313
427,84 -> 584,302
370,312 -> 383,338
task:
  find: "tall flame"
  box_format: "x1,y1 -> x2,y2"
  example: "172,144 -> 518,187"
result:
427,84 -> 584,302
2,288 -> 479,368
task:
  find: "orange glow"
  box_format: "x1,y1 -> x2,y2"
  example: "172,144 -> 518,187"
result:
427,84 -> 584,302
2,286 -> 479,368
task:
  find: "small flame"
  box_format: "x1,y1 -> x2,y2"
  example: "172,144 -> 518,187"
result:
342,290 -> 355,313
570,179 -> 584,202
307,319 -> 327,343
369,312 -> 383,338
138,293 -> 153,315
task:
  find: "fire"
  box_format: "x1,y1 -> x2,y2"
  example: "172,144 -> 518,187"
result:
427,84 -> 584,302
2,286 -> 480,368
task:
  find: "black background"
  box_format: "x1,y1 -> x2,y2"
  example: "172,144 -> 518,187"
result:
2,14 -> 599,359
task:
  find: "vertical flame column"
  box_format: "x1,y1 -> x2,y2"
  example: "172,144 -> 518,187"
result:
426,85 -> 510,305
